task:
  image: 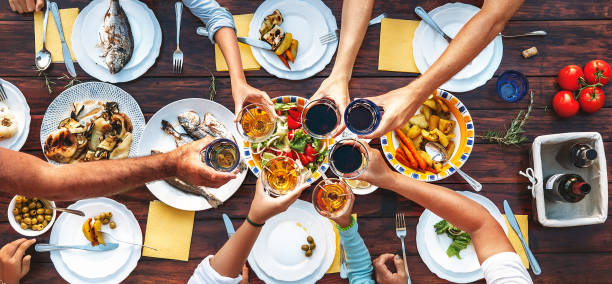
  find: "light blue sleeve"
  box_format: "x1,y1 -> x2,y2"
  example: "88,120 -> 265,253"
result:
182,0 -> 236,43
338,220 -> 375,284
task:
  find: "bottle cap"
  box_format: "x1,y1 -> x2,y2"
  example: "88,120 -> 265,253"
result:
585,149 -> 597,160
572,182 -> 591,195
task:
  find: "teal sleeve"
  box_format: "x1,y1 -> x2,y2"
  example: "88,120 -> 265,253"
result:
338,220 -> 375,284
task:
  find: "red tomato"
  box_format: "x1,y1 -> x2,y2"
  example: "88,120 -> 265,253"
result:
558,65 -> 584,91
287,115 -> 301,129
297,152 -> 309,165
578,87 -> 605,113
304,144 -> 317,156
584,60 -> 611,85
287,109 -> 302,123
552,91 -> 580,118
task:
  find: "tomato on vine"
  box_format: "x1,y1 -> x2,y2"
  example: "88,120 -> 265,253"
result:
558,65 -> 584,91
584,60 -> 610,86
578,87 -> 605,113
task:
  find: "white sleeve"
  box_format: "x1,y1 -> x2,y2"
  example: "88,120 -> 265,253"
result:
481,252 -> 533,284
188,255 -> 243,284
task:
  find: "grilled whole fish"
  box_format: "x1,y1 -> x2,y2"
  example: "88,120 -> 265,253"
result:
161,120 -> 193,147
100,0 -> 133,74
203,112 -> 231,139
150,150 -> 223,208
178,111 -> 212,139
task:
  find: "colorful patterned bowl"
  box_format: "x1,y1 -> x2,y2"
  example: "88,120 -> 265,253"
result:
241,96 -> 334,185
380,89 -> 475,182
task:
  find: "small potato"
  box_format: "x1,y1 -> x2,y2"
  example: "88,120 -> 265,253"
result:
421,129 -> 438,142
429,115 -> 440,131
433,129 -> 449,147
301,245 -> 309,251
447,141 -> 456,156
438,119 -> 455,134
421,105 -> 432,120
423,99 -> 437,111
45,215 -> 52,221
418,150 -> 433,167
433,162 -> 443,172
44,208 -> 52,215
109,221 -> 116,229
412,135 -> 424,149
37,208 -> 45,215
36,215 -> 44,222
409,114 -> 429,129
20,222 -> 28,230
435,98 -> 449,113
305,250 -> 312,257
12,208 -> 20,216
407,125 -> 421,139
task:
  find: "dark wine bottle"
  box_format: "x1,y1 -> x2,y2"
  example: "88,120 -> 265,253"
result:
570,143 -> 597,168
544,173 -> 591,203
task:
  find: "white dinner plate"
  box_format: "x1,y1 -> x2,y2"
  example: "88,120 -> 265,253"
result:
249,0 -> 338,80
136,98 -> 247,211
416,191 -> 508,283
40,82 -> 145,164
413,3 -> 503,92
0,78 -> 30,151
248,200 -> 336,284
72,0 -> 162,83
49,198 -> 141,284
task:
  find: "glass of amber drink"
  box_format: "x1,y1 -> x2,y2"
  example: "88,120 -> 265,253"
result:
236,104 -> 276,143
312,178 -> 354,218
201,138 -> 240,172
262,156 -> 303,196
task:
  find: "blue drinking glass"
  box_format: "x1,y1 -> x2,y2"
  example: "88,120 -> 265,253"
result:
344,99 -> 382,136
496,70 -> 529,102
201,138 -> 240,172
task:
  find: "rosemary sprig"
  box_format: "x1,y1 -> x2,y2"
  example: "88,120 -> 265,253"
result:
208,69 -> 217,101
58,74 -> 81,89
477,90 -> 534,146
34,67 -> 56,94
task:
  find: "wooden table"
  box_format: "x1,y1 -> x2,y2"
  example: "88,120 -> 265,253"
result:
0,0 -> 610,283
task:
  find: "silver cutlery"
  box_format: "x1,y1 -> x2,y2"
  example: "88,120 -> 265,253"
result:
35,243 -> 119,252
222,213 -> 235,239
50,206 -> 85,217
339,243 -> 348,279
395,213 -> 411,284
49,2 -> 76,77
320,13 -> 387,45
501,30 -> 547,38
101,229 -> 158,251
0,82 -> 7,102
35,0 -> 52,71
196,27 -> 273,50
173,1 -> 184,73
503,200 -> 542,275
414,6 -> 452,43
425,142 -> 482,192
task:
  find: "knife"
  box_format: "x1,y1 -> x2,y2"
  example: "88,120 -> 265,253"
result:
196,27 -> 273,50
35,243 -> 119,252
503,200 -> 542,275
49,2 -> 77,77
222,213 -> 236,239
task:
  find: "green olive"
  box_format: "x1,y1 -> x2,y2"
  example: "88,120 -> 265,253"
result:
32,197 -> 39,202
36,202 -> 42,209
31,218 -> 38,225
102,218 -> 110,225
37,208 -> 45,215
310,243 -> 316,250
42,220 -> 48,227
307,236 -> 314,243
28,202 -> 36,209
45,215 -> 52,221
15,196 -> 23,203
44,208 -> 52,215
23,217 -> 31,225
20,222 -> 28,230
30,210 -> 37,216
106,212 -> 113,218
305,250 -> 312,257
36,215 -> 44,222
15,202 -> 21,209
109,221 -> 116,229
301,244 -> 309,251
12,208 -> 19,216
21,207 -> 29,213
14,215 -> 22,222
22,213 -> 29,219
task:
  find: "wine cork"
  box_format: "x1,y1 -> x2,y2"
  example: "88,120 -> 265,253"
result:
522,47 -> 538,58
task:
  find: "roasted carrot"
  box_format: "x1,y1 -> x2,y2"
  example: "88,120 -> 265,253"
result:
278,54 -> 291,69
396,130 -> 427,170
284,49 -> 294,63
398,146 -> 418,169
395,152 -> 412,169
426,166 -> 439,174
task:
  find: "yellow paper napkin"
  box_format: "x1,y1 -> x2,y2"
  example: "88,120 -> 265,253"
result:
215,14 -> 260,71
142,201 -> 195,261
378,18 -> 420,73
34,8 -> 79,63
326,214 -> 357,274
503,214 -> 529,269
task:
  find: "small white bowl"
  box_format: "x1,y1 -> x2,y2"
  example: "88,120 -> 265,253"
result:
7,196 -> 57,237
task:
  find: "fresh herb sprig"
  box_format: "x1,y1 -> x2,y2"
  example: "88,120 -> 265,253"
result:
477,90 -> 534,146
34,67 -> 56,94
434,220 -> 472,259
58,74 -> 81,89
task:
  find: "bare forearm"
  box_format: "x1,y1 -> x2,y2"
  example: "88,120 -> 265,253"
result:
210,221 -> 261,277
215,27 -> 247,87
329,0 -> 374,80
0,149 -> 176,200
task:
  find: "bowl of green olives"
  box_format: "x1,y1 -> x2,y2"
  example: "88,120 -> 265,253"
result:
7,195 -> 57,237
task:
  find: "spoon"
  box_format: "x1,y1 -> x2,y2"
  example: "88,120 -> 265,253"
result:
35,0 -> 52,71
424,142 -> 482,191
414,6 -> 452,43
50,205 -> 85,216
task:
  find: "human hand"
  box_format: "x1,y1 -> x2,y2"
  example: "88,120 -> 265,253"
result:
232,83 -> 274,122
247,178 -> 308,224
170,137 -> 237,188
358,143 -> 395,188
373,253 -> 408,284
310,75 -> 351,137
325,194 -> 354,228
361,86 -> 425,139
8,0 -> 44,13
0,238 -> 36,284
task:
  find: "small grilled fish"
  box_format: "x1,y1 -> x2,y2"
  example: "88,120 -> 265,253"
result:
203,112 -> 231,139
178,111 -> 213,139
151,150 -> 223,208
161,120 -> 193,147
100,0 -> 133,74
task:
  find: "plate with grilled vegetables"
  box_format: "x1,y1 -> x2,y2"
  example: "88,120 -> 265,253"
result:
40,82 -> 145,165
380,89 -> 474,182
249,0 -> 338,80
48,197 -> 141,284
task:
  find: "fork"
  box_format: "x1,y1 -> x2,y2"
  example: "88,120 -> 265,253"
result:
320,13 -> 387,45
0,82 -> 7,102
340,243 -> 348,279
395,213 -> 412,284
172,1 -> 184,73
100,229 -> 158,251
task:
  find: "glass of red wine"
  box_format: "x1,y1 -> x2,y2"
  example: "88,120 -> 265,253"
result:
301,98 -> 341,139
328,139 -> 369,179
344,99 -> 381,136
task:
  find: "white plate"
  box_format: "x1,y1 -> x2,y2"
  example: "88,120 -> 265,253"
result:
72,0 -> 162,83
80,0 -> 153,70
40,82 -> 145,164
49,198 -> 141,284
0,79 -> 30,150
413,3 -> 503,92
416,191 -> 508,283
136,98 -> 247,211
249,0 -> 338,80
248,199 -> 336,284
253,206 -> 327,281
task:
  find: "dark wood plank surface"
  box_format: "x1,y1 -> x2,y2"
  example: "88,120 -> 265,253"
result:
0,0 -> 610,283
